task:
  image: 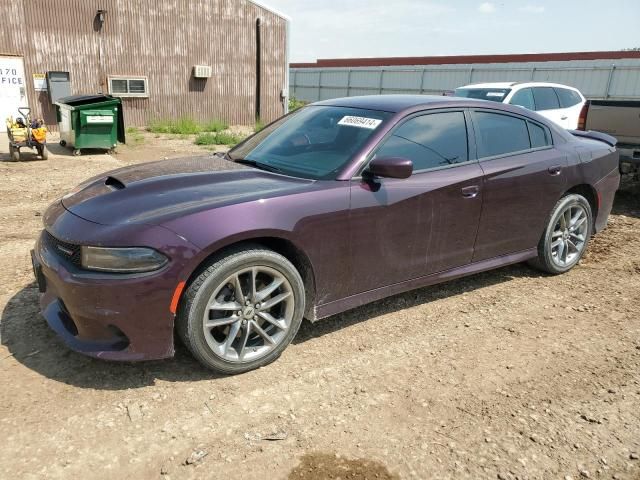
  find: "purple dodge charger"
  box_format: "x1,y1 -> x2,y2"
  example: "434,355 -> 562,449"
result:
32,95 -> 620,374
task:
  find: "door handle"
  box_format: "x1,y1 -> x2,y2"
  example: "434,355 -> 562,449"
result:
560,116 -> 568,120
548,165 -> 562,176
461,185 -> 480,198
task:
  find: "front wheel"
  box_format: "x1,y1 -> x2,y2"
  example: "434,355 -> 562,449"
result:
530,194 -> 593,274
9,144 -> 20,162
177,246 -> 305,375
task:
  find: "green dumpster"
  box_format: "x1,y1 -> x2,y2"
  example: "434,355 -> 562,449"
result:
55,94 -> 125,156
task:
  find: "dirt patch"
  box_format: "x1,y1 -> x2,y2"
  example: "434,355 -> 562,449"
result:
0,136 -> 639,480
288,453 -> 397,480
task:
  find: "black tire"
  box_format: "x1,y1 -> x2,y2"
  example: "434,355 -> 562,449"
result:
529,193 -> 593,275
177,246 -> 305,375
37,145 -> 48,160
59,140 -> 66,147
9,144 -> 20,162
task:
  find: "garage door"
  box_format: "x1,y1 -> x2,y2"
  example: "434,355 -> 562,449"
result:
0,57 -> 28,133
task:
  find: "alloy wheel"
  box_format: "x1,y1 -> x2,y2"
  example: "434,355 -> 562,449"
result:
202,266 -> 294,363
550,204 -> 588,268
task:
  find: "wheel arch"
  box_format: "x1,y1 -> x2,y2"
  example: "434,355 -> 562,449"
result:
179,235 -> 317,320
565,184 -> 599,227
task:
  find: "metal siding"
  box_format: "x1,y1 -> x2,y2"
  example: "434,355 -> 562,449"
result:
291,59 -> 640,103
0,0 -> 287,129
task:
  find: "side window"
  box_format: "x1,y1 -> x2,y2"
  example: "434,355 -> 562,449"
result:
532,87 -> 560,111
555,88 -> 582,108
528,121 -> 551,148
375,111 -> 468,171
510,88 -> 535,110
473,111 -> 531,158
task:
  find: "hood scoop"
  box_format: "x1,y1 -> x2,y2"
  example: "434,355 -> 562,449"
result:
104,176 -> 126,190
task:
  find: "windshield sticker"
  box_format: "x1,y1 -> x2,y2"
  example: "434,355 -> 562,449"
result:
338,116 -> 383,129
486,92 -> 506,97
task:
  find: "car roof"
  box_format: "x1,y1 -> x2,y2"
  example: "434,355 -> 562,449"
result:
457,82 -> 518,89
313,94 -> 487,113
458,81 -> 581,91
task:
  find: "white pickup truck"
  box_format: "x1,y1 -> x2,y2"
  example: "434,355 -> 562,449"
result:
578,100 -> 640,175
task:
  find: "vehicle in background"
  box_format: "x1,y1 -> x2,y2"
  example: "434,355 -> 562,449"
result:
578,100 -> 640,175
455,82 -> 586,129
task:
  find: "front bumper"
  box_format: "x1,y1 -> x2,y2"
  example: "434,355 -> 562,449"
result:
33,205 -> 199,361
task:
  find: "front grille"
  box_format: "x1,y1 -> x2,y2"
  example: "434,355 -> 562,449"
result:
42,230 -> 82,266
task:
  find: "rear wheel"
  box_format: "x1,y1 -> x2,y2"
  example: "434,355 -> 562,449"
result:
530,194 -> 592,274
37,145 -> 48,160
177,246 -> 305,375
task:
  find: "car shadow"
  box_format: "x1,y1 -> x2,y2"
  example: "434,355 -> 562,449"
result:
1,264 -> 542,390
294,263 -> 539,344
0,282 -> 219,389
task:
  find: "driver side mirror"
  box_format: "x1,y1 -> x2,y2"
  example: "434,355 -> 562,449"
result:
366,156 -> 413,179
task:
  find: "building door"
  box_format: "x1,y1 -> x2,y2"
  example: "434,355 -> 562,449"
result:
0,56 -> 28,133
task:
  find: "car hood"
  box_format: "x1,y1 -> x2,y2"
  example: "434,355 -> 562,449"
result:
61,156 -> 315,226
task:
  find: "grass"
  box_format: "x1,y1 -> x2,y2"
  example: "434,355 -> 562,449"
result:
254,118 -> 265,133
125,126 -> 145,145
194,131 -> 244,146
148,117 -> 226,135
201,119 -> 229,133
289,96 -> 307,112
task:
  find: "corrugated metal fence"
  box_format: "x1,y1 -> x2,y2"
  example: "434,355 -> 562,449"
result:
290,59 -> 640,103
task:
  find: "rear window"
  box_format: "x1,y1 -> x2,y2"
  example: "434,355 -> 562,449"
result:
454,88 -> 511,102
473,112 -> 530,158
532,87 -> 560,111
555,88 -> 582,108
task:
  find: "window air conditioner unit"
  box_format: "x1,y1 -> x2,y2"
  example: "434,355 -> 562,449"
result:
193,65 -> 212,78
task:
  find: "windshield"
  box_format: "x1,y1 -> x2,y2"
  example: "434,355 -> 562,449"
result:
229,106 -> 391,180
454,88 -> 511,102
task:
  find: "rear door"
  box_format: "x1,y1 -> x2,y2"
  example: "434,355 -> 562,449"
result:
470,109 -> 568,261
532,87 -> 566,128
0,56 -> 28,133
508,87 -> 535,112
348,110 -> 484,295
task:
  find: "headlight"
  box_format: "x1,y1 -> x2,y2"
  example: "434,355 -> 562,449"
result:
80,246 -> 168,273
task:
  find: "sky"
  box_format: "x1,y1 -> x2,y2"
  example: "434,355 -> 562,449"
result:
262,0 -> 640,63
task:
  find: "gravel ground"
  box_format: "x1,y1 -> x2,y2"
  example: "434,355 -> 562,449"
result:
0,135 -> 639,480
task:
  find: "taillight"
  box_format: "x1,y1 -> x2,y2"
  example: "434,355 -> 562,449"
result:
577,102 -> 589,130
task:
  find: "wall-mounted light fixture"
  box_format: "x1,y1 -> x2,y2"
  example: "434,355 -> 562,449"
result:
96,9 -> 107,29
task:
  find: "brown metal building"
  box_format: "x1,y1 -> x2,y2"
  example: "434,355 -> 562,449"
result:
0,0 -> 289,131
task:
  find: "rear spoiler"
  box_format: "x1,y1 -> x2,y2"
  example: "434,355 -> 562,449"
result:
568,129 -> 617,147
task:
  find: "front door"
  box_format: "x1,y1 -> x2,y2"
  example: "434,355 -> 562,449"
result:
0,56 -> 28,133
348,110 -> 484,296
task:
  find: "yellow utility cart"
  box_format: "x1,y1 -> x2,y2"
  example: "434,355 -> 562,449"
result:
6,107 -> 48,161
